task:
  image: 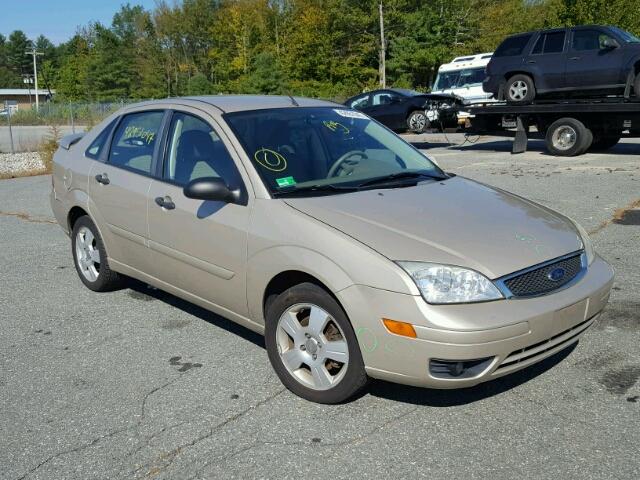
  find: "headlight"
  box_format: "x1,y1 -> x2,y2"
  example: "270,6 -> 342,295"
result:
397,262 -> 503,304
571,220 -> 595,265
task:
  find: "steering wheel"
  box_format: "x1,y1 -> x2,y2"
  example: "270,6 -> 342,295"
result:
328,150 -> 368,178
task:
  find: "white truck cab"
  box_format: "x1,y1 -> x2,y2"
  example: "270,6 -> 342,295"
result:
431,53 -> 495,125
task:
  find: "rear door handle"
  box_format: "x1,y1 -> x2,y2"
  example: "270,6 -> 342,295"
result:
155,196 -> 175,210
527,60 -> 536,64
95,173 -> 110,185
570,56 -> 580,60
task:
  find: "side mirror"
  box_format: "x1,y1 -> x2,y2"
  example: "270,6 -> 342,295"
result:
602,38 -> 620,49
183,177 -> 240,203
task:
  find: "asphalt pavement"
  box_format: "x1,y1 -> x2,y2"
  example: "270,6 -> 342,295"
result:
1,134 -> 639,479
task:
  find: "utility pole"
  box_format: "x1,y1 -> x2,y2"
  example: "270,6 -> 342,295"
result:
379,2 -> 386,89
25,47 -> 43,112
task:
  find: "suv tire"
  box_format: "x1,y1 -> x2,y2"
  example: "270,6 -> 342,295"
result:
265,282 -> 368,403
505,74 -> 536,104
71,215 -> 123,292
545,118 -> 592,157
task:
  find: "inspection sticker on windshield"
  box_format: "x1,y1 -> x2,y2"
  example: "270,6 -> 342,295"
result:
334,109 -> 368,119
276,176 -> 296,187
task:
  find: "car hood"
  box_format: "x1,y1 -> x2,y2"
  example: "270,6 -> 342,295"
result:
284,176 -> 583,279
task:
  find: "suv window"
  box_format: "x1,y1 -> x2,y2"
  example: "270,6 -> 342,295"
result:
532,31 -> 566,54
349,95 -> 371,110
572,29 -> 615,51
164,112 -> 243,188
494,34 -> 532,57
108,111 -> 164,175
85,120 -> 116,160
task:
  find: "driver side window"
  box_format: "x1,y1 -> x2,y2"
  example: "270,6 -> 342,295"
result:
164,112 -> 243,189
372,92 -> 399,106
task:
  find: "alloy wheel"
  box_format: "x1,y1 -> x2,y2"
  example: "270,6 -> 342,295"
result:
551,126 -> 577,151
275,303 -> 349,391
75,226 -> 101,282
508,80 -> 528,101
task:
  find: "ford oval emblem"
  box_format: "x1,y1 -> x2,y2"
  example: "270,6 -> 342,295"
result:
547,267 -> 566,282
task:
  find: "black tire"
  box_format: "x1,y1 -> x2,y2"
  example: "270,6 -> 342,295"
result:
71,215 -> 123,292
545,117 -> 591,157
407,110 -> 429,133
265,282 -> 368,404
505,74 -> 536,104
590,135 -> 621,151
634,74 -> 640,98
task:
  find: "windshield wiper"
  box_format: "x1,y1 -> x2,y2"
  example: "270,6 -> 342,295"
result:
357,171 -> 447,189
272,183 -> 359,197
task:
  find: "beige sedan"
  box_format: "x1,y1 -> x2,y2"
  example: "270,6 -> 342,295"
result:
50,95 -> 614,403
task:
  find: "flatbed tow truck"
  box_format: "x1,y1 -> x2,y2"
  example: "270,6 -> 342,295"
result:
459,96 -> 640,156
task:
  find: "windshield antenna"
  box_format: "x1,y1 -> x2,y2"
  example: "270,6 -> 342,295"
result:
287,94 -> 300,107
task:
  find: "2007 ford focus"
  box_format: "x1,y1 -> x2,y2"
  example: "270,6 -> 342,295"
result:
50,95 -> 614,403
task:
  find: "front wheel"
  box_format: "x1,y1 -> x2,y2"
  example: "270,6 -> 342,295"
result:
407,110 -> 429,133
265,283 -> 368,403
545,118 -> 592,157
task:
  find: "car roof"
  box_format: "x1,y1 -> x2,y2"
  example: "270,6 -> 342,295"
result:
124,95 -> 339,114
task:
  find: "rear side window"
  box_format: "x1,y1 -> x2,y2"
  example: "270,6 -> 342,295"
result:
85,120 -> 116,160
531,32 -> 566,54
494,34 -> 532,57
107,111 -> 164,175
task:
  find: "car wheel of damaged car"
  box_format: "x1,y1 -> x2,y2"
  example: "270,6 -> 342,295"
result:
505,74 -> 535,104
265,283 -> 368,404
407,110 -> 429,133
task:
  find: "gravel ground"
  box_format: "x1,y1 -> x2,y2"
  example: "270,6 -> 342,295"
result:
0,134 -> 639,480
0,152 -> 45,178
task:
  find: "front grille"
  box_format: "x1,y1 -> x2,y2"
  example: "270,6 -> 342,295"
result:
503,253 -> 583,297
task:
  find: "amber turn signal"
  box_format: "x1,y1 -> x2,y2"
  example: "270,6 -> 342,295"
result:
382,318 -> 417,338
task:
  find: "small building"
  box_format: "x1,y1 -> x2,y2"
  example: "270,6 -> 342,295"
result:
0,89 -> 54,113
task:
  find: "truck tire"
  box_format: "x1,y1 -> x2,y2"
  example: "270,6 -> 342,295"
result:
505,74 -> 536,104
634,74 -> 640,97
590,135 -> 621,151
545,118 -> 592,157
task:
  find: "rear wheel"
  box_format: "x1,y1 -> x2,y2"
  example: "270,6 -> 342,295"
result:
590,135 -> 621,151
265,282 -> 368,403
407,110 -> 429,133
545,118 -> 592,157
505,74 -> 536,104
71,216 -> 123,291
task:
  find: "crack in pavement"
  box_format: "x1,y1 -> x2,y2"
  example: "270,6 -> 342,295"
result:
14,374 -> 186,480
133,387 -> 287,479
15,425 -> 131,480
188,405 -> 420,479
0,210 -> 57,224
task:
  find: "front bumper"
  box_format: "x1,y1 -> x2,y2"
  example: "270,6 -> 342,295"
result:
337,255 -> 614,388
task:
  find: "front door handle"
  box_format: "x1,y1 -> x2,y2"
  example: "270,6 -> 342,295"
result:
570,56 -> 580,60
527,60 -> 536,64
95,173 -> 110,185
155,196 -> 175,210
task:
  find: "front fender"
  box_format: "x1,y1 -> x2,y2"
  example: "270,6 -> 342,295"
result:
246,245 -> 355,325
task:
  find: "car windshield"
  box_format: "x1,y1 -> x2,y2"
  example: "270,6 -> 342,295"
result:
611,27 -> 640,43
433,67 -> 486,91
224,107 -> 444,195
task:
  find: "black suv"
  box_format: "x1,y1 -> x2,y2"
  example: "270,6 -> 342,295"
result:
483,25 -> 640,103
